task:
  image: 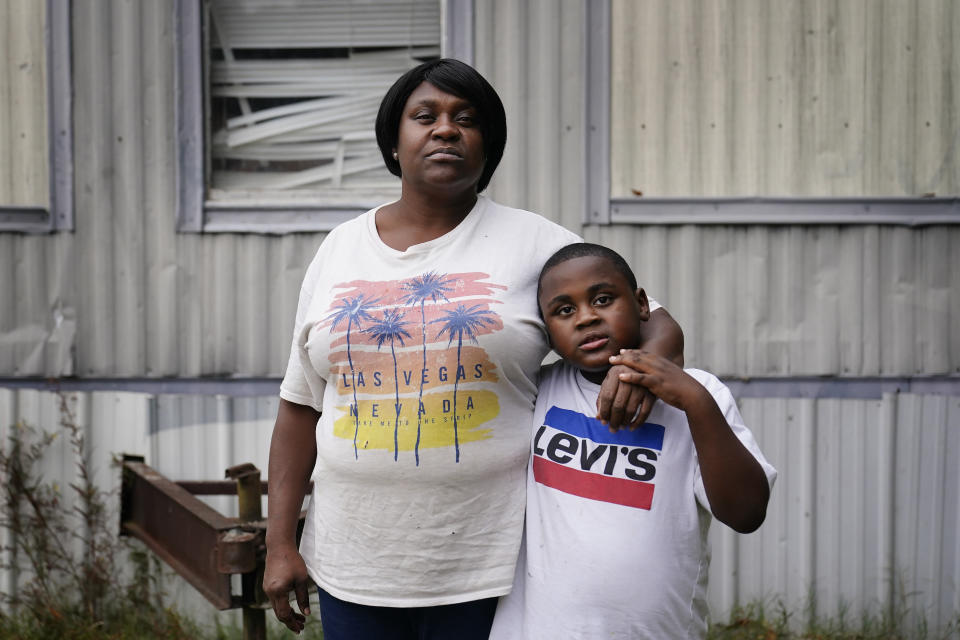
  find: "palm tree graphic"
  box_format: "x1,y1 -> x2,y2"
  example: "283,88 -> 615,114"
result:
364,308 -> 412,461
326,294 -> 378,459
400,271 -> 456,465
431,304 -> 497,462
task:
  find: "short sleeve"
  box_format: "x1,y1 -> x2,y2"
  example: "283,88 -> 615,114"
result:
279,246 -> 327,412
690,371 -> 777,511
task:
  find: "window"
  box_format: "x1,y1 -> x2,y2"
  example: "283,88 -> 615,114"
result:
0,0 -> 73,233
586,0 -> 959,225
176,0 -> 474,233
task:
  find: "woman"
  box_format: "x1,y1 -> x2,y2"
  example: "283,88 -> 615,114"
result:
262,59 -> 682,639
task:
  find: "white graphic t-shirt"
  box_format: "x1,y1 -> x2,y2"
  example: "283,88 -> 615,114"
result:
279,196 -> 583,606
489,362 -> 777,639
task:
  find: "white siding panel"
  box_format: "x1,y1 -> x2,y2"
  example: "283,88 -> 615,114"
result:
143,0 -> 179,377
0,0 -> 48,207
0,389 -> 16,599
707,393 -> 958,632
610,0 -> 960,198
0,389 -> 269,620
65,0 -> 327,378
74,0 -> 115,375
111,0 -> 147,376
4,389 -> 959,631
475,0 -> 586,231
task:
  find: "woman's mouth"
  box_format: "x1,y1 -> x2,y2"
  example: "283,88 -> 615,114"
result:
427,147 -> 462,160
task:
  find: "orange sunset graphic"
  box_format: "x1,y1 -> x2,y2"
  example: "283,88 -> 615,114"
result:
321,271 -> 506,465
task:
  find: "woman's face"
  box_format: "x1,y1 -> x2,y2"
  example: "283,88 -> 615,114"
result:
393,82 -> 486,195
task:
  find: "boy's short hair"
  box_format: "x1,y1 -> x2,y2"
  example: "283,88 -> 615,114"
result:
537,243 -> 639,311
375,58 -> 507,193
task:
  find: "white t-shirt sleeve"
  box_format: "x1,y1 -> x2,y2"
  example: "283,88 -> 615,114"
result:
279,245 -> 327,412
689,369 -> 777,511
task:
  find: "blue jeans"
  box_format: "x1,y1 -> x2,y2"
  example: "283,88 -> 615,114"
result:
316,587 -> 498,640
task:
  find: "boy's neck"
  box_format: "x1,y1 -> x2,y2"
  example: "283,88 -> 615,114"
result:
579,365 -> 610,386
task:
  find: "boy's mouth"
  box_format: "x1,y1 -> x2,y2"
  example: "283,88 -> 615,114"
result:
578,334 -> 609,351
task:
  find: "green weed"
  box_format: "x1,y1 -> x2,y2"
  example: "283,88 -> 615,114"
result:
0,394 -> 202,640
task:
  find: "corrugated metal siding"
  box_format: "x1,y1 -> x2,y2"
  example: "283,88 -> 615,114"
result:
609,0 -> 960,198
0,1 -> 327,378
0,0 -> 48,207
2,388 -> 959,631
474,0 -> 587,232
584,224 -> 960,377
709,392 -> 960,632
0,0 -> 957,378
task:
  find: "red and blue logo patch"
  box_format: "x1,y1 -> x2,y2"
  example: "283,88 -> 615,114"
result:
532,406 -> 665,510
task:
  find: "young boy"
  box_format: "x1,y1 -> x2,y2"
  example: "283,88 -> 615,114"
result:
489,243 -> 776,639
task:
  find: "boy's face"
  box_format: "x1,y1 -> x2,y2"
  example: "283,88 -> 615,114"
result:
538,256 -> 650,383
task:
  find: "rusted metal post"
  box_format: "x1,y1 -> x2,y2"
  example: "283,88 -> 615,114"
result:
226,463 -> 266,640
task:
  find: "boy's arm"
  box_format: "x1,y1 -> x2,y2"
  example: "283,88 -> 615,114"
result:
611,351 -> 770,534
597,307 -> 684,429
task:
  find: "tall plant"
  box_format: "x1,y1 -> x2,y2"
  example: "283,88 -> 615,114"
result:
0,393 -> 194,639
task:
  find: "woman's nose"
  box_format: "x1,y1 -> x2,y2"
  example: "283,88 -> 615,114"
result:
432,116 -> 460,139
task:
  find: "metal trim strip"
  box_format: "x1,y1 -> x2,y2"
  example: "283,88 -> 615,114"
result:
2,376 -> 958,399
609,197 -> 960,226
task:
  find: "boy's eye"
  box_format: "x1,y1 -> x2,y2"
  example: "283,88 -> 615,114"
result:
593,295 -> 613,306
554,305 -> 575,316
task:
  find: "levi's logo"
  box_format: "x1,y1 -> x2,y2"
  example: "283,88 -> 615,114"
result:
532,406 -> 665,510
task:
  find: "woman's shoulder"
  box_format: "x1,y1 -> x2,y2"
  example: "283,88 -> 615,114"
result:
480,197 -> 581,242
299,203 -> 384,284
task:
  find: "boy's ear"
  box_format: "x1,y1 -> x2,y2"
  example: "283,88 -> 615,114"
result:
635,288 -> 650,320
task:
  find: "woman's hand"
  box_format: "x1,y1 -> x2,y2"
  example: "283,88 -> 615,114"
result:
596,363 -> 657,431
263,544 -> 312,634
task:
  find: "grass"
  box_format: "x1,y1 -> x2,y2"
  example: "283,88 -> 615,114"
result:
708,596 -> 960,640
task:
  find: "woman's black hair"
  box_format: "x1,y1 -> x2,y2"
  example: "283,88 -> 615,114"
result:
375,58 -> 507,193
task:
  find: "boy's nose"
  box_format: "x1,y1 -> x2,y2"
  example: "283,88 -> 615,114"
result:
574,308 -> 599,328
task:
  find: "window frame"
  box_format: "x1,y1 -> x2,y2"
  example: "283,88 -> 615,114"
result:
584,0 -> 960,227
0,0 -> 74,233
175,0 -> 474,234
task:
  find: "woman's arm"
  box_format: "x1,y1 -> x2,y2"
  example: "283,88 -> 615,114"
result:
596,307 -> 684,429
638,306 -> 684,367
263,399 -> 320,634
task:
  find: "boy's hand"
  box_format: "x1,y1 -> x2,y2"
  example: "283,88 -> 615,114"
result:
608,350 -> 706,412
596,364 -> 657,431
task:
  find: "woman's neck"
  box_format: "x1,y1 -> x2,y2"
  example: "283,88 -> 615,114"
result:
376,187 -> 478,251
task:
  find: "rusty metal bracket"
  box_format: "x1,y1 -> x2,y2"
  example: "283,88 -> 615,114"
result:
120,456 -> 302,612
120,455 -> 247,609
